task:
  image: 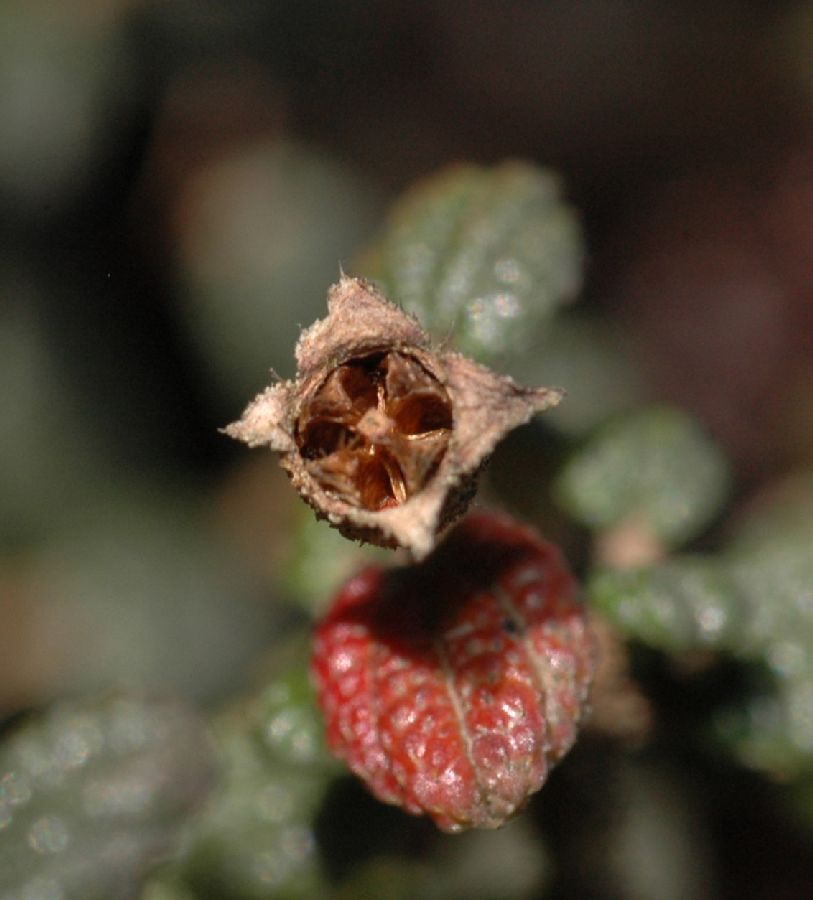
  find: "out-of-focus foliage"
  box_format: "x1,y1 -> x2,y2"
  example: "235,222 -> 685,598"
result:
336,818 -> 551,900
520,313 -> 646,437
589,473 -> 813,659
556,406 -> 731,547
589,471 -> 813,780
172,659 -> 335,900
581,758 -> 716,900
589,557 -> 740,653
715,478 -> 813,779
360,162 -> 583,375
253,662 -> 335,774
0,693 -> 213,900
417,818 -> 552,900
0,286 -> 118,548
141,874 -> 200,900
280,507 -> 391,618
0,3 -> 132,215
176,140 -> 382,407
3,493 -> 276,709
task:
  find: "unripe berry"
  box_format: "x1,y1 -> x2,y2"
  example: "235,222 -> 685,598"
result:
311,512 -> 595,832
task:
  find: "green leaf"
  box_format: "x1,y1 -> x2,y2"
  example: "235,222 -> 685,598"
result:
183,824 -> 325,900
252,665 -> 335,772
718,474 -> 813,671
556,406 -> 730,546
175,648 -> 337,899
587,470 -> 813,667
588,557 -> 741,653
0,693 -> 214,900
179,706 -> 330,900
361,161 -> 584,371
587,474 -> 813,779
141,871 -> 201,900
712,668 -> 813,779
280,507 -> 390,618
726,543 -> 813,668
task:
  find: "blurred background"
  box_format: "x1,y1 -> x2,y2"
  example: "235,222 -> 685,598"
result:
3,1 -> 813,898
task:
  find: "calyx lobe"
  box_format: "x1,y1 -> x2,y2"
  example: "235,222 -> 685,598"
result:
225,275 -> 562,558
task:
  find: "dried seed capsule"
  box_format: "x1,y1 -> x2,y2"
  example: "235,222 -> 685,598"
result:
311,512 -> 596,832
225,276 -> 562,558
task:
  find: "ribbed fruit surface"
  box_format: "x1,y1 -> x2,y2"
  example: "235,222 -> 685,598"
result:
311,512 -> 595,832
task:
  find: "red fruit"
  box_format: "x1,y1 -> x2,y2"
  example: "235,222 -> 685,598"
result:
311,512 -> 595,832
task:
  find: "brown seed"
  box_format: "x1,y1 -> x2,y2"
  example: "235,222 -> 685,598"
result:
224,275 -> 563,558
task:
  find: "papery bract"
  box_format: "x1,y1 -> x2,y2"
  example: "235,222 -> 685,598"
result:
225,276 -> 562,558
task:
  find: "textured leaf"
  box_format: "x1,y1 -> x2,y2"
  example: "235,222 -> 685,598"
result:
589,474 -> 813,778
726,542 -> 813,668
556,406 -> 730,546
712,668 -> 813,778
588,534 -> 813,670
588,557 -> 741,653
588,470 -> 813,665
711,490 -> 813,778
180,718 -> 327,900
253,666 -> 336,771
589,547 -> 813,777
0,693 -> 214,900
178,661 -> 334,899
719,473 -> 813,667
360,161 -> 584,370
